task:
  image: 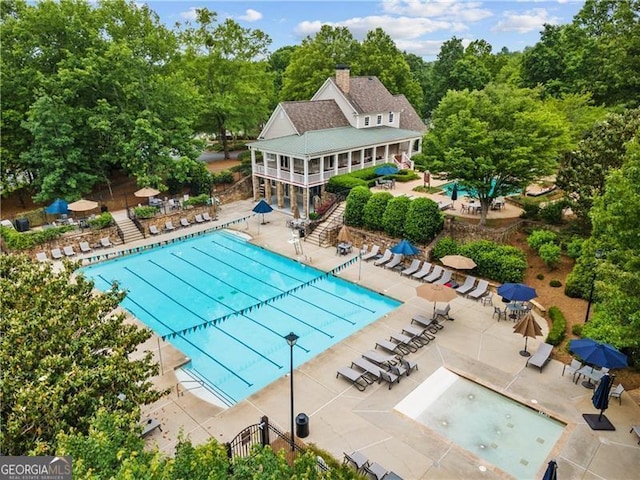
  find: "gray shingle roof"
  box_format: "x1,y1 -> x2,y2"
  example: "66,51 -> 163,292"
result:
393,95 -> 427,132
281,100 -> 350,134
337,76 -> 396,114
248,126 -> 421,157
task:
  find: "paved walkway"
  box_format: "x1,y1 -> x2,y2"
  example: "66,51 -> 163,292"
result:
87,200 -> 638,480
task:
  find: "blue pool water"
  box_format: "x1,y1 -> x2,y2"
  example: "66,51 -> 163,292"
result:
82,231 -> 400,406
441,181 -> 519,199
396,368 -> 565,479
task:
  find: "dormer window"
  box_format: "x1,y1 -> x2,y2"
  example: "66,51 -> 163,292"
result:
364,116 -> 370,127
376,115 -> 382,125
388,112 -> 394,123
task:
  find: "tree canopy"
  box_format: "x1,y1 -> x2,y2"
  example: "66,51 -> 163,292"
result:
420,84 -> 570,225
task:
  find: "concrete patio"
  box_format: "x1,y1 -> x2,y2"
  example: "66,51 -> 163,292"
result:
93,198 -> 639,480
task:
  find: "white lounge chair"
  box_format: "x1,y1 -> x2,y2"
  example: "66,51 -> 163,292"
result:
423,266 -> 444,283
384,253 -> 403,269
412,262 -> 432,280
609,384 -> 625,405
360,244 -> 368,255
202,212 -> 213,221
149,225 -> 160,235
63,245 -> 76,257
361,245 -> 380,261
100,237 -> 113,248
164,221 -> 175,232
195,214 -> 205,223
79,241 -> 92,253
180,217 -> 191,227
373,249 -> 393,266
51,248 -> 63,260
400,259 -> 421,277
526,342 -> 553,372
467,279 -> 489,299
456,275 -> 477,295
36,252 -> 48,262
435,269 -> 453,284
140,418 -> 162,438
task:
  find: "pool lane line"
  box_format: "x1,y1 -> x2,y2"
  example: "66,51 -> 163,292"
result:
123,265 -> 284,370
148,257 -> 319,347
121,293 -> 250,394
206,237 -> 376,314
165,254 -> 332,342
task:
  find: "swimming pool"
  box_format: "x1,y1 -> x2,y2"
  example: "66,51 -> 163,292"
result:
395,367 -> 565,478
441,180 -> 519,199
82,231 -> 400,406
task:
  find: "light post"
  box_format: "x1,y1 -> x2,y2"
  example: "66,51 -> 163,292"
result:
584,249 -> 604,323
284,332 -> 299,451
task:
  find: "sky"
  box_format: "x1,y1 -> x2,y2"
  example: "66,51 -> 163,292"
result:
144,0 -> 586,60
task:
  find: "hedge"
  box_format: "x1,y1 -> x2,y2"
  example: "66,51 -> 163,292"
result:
0,225 -> 74,250
363,192 -> 393,231
87,212 -> 114,230
344,186 -> 372,227
382,196 -> 410,238
546,306 -> 566,346
133,206 -> 158,219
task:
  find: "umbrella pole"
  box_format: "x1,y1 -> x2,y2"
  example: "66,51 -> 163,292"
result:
432,302 -> 437,320
520,337 -> 531,357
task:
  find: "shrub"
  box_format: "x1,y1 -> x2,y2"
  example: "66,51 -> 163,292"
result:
133,206 -> 158,219
404,198 -> 444,245
566,237 -> 584,259
572,324 -> 583,336
527,229 -> 557,251
183,194 -> 210,207
382,196 -> 410,238
87,212 -> 114,230
0,225 -> 73,250
537,273 -> 545,280
363,192 -> 393,231
214,170 -> 234,185
344,186 -> 372,227
539,199 -> 568,224
308,212 -> 319,221
519,200 -> 540,219
549,279 -> 562,288
546,306 -> 566,345
459,240 -> 527,283
325,175 -> 369,193
539,243 -> 562,269
431,237 -> 459,260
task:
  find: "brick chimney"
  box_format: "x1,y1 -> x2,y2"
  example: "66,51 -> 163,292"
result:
335,64 -> 350,94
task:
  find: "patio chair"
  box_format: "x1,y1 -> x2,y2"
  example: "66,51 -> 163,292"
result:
51,248 -> 63,260
373,249 -> 393,266
630,426 -> 640,445
375,338 -> 411,356
400,259 -> 421,277
180,217 -> 191,228
336,367 -> 368,391
379,370 -> 400,389
343,451 -> 369,472
480,291 -> 494,306
149,225 -> 160,235
609,384 -> 625,405
435,303 -> 453,321
526,342 -> 553,372
422,266 -> 444,283
360,244 -> 368,255
140,417 -> 162,438
456,276 -> 477,295
79,241 -> 92,253
562,359 -> 582,379
36,252 -> 48,262
435,269 -> 453,285
195,214 -> 205,223
202,212 -> 213,221
384,253 -> 403,269
492,306 -> 507,321
411,262 -> 432,280
63,245 -> 76,257
467,279 -> 489,300
399,357 -> 418,376
100,237 -> 113,248
164,221 -> 175,232
361,245 -> 380,261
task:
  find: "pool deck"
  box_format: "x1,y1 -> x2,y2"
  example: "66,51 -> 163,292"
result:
100,199 -> 639,480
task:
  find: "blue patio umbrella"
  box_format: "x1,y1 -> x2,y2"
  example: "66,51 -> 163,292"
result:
252,199 -> 274,224
497,283 -> 537,302
391,239 -> 419,256
451,183 -> 459,207
45,198 -> 69,215
542,460 -> 558,480
569,338 -> 628,369
375,165 -> 398,176
592,373 -> 612,421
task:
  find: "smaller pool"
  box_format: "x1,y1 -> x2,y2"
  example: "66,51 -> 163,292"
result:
395,367 -> 564,478
441,181 -> 519,199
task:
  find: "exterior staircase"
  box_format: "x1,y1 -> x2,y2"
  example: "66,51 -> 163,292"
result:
305,202 -> 345,247
112,211 -> 145,244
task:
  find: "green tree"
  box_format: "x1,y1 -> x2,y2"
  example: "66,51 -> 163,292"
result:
363,191 -> 393,231
382,195 -> 411,238
344,186 -> 372,228
423,84 -> 570,225
556,108 -> 640,231
582,138 -> 640,358
280,25 -> 359,101
177,11 -> 275,158
269,45 -> 297,104
0,255 -> 165,455
404,198 -> 443,245
423,37 -> 465,114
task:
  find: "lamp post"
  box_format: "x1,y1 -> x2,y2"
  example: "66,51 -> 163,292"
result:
284,332 -> 299,451
584,249 -> 604,323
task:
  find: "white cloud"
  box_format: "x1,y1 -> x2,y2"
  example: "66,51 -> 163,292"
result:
381,0 -> 492,22
179,7 -> 199,22
492,8 -> 559,33
238,9 -> 262,22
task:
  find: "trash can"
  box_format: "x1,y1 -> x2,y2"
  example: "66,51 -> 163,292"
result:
295,413 -> 309,438
15,217 -> 30,232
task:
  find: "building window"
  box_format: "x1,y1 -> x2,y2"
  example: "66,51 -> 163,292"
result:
377,115 -> 382,125
280,156 -> 290,169
364,116 -> 370,127
388,112 -> 394,123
